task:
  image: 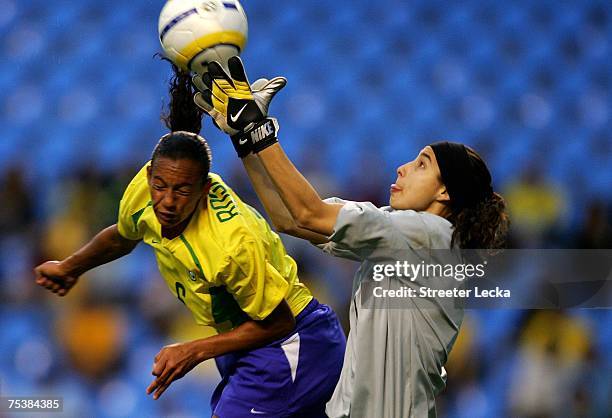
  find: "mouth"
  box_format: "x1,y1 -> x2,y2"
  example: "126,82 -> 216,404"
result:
390,183 -> 403,194
156,211 -> 177,224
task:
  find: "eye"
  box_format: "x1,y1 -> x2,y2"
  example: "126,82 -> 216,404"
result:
153,184 -> 165,191
419,160 -> 425,168
176,186 -> 193,196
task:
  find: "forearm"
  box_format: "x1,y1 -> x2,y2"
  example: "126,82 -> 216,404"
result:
191,300 -> 295,361
241,154 -> 328,244
257,143 -> 341,235
61,224 -> 140,276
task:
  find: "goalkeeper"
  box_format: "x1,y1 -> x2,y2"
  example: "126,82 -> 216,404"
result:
34,64 -> 346,418
193,57 -> 510,418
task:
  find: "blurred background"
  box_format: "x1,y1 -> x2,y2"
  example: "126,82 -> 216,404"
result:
1,0 -> 611,417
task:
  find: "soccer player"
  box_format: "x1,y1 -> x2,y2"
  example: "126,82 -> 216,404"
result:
34,65 -> 346,418
192,57 -> 510,418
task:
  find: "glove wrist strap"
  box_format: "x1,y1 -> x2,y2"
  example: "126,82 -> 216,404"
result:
231,117 -> 279,157
230,132 -> 253,158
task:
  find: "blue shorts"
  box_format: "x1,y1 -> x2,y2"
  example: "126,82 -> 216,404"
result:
211,299 -> 346,418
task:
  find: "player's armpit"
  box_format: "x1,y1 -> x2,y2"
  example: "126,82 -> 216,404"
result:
294,201 -> 343,238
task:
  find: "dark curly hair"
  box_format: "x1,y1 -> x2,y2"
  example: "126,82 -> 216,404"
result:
152,60 -> 211,182
160,59 -> 204,133
447,147 -> 510,251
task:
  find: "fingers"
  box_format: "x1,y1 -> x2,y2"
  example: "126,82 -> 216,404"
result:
34,261 -> 73,296
252,77 -> 287,115
201,72 -> 212,88
208,61 -> 234,87
193,73 -> 223,109
35,274 -> 68,295
146,379 -> 158,395
192,73 -> 209,93
152,358 -> 166,377
146,357 -> 166,395
251,78 -> 269,91
146,361 -> 181,400
152,369 -> 181,399
227,56 -> 249,84
261,77 -> 287,97
194,91 -> 213,112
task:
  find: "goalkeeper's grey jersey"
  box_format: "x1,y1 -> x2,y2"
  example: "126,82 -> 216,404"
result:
316,199 -> 463,418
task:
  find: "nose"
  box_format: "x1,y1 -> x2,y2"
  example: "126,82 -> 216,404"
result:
397,163 -> 407,178
161,191 -> 176,210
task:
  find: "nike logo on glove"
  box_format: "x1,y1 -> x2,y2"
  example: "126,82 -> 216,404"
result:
250,407 -> 267,415
230,103 -> 248,122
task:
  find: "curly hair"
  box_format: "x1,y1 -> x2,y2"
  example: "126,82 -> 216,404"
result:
447,148 -> 510,251
152,59 -> 211,182
160,59 -> 204,133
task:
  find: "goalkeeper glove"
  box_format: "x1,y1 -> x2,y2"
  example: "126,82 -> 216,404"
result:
192,56 -> 285,157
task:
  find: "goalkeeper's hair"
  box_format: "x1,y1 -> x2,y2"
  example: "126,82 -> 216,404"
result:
447,148 -> 509,251
152,58 -> 211,183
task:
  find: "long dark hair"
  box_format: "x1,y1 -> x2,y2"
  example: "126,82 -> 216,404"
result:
152,59 -> 211,182
448,148 -> 510,250
160,59 -> 204,133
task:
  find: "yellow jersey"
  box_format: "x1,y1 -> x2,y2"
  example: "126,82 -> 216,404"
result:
117,162 -> 313,334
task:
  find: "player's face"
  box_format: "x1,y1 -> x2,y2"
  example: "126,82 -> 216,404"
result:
391,146 -> 448,211
147,157 -> 206,228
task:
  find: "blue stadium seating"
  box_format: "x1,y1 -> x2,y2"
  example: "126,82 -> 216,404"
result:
0,1 -> 610,416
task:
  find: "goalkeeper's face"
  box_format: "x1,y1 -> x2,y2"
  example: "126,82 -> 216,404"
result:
147,157 -> 207,227
391,146 -> 448,211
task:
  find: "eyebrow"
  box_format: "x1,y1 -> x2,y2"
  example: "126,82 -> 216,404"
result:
420,152 -> 432,162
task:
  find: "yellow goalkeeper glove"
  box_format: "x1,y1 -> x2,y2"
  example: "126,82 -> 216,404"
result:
192,56 -> 285,157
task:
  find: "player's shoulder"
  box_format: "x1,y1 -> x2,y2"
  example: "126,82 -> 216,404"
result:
387,208 -> 453,248
120,162 -> 151,210
124,161 -> 150,190
205,172 -> 258,247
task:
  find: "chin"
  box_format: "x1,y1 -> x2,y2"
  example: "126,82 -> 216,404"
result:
389,196 -> 399,210
389,197 -> 411,211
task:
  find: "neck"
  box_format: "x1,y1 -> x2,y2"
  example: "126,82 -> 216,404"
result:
425,201 -> 452,220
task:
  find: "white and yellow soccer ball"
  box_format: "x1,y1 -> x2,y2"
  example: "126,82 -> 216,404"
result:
158,0 -> 248,74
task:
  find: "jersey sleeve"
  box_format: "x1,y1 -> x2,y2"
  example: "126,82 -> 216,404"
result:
313,197 -> 361,261
217,239 -> 290,321
117,164 -> 150,240
317,199 -> 432,260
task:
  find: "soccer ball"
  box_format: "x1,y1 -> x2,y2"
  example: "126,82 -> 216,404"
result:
158,0 -> 248,74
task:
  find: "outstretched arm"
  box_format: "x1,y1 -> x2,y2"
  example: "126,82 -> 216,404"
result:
34,224 -> 140,296
146,299 -> 295,400
241,154 -> 329,243
256,144 -> 342,236
191,57 -> 343,236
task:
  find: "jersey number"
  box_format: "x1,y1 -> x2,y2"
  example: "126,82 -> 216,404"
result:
175,282 -> 186,304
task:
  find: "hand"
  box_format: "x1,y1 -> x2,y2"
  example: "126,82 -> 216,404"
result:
192,56 -> 285,157
193,56 -> 285,134
34,261 -> 79,297
146,342 -> 203,400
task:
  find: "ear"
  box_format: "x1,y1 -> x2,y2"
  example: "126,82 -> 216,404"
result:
147,164 -> 152,183
200,178 -> 212,208
437,185 -> 450,203
203,178 -> 212,195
